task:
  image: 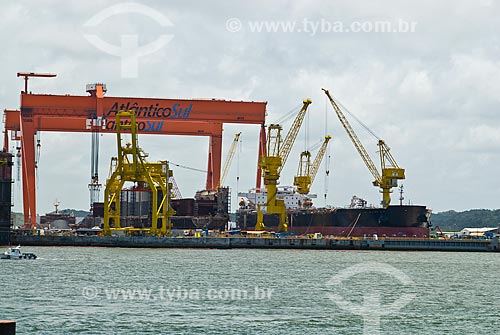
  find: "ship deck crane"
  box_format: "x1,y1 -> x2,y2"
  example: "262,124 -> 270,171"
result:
216,132 -> 241,188
294,135 -> 331,195
322,88 -> 405,207
256,99 -> 312,232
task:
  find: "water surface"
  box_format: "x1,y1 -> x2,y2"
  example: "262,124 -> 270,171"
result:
1,247 -> 498,334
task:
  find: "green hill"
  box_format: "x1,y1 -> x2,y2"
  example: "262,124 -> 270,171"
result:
431,209 -> 500,231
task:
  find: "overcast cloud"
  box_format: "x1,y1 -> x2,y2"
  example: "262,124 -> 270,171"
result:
1,0 -> 499,215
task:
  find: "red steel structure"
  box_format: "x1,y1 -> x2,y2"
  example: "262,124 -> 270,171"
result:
3,82 -> 267,228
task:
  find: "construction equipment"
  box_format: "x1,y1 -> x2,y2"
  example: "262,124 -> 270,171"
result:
433,225 -> 448,239
88,121 -> 102,210
169,176 -> 182,199
323,88 -> 405,207
5,78 -> 266,228
256,99 -> 312,232
216,132 -> 241,188
103,110 -> 176,236
87,85 -> 106,211
16,72 -> 56,93
294,135 -> 331,194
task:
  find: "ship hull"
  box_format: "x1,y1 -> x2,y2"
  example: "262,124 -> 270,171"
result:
237,205 -> 430,238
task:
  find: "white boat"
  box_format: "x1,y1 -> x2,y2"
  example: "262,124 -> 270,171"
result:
1,245 -> 37,260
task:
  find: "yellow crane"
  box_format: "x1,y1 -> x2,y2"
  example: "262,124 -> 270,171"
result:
216,132 -> 241,189
256,99 -> 312,232
103,110 -> 176,236
294,135 -> 331,194
322,88 -> 405,207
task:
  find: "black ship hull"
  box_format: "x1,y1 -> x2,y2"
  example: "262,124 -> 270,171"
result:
237,205 -> 430,237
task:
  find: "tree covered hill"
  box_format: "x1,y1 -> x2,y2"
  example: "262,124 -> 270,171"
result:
431,209 -> 500,231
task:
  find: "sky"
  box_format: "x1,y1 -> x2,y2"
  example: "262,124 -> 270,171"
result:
1,0 -> 499,216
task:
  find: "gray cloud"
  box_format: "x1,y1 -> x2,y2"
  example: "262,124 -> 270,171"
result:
1,0 -> 499,214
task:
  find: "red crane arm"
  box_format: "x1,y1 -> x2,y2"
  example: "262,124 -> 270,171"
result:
20,93 -> 266,123
5,110 -> 224,136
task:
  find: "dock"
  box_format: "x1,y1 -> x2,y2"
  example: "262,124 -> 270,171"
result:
11,235 -> 499,252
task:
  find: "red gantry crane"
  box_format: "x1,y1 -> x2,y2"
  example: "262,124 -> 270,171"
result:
3,75 -> 268,228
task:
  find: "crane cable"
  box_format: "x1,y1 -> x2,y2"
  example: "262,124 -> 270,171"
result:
236,135 -> 241,208
237,136 -> 241,189
273,102 -> 303,125
15,144 -> 21,182
333,94 -> 381,141
324,95 -> 331,206
304,107 -> 309,151
168,161 -> 207,173
308,138 -> 324,152
35,132 -> 41,188
14,143 -> 21,210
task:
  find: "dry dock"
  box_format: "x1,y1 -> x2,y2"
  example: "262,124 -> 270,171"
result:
11,235 -> 499,252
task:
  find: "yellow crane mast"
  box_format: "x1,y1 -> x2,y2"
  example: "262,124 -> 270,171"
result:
216,132 -> 241,189
322,88 -> 405,207
294,135 -> 331,194
103,110 -> 176,236
256,99 -> 312,232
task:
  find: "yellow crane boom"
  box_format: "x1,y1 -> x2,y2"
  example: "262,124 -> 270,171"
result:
217,132 -> 241,188
294,135 -> 331,194
322,88 -> 405,207
322,89 -> 381,182
256,99 -> 312,232
279,100 -> 312,173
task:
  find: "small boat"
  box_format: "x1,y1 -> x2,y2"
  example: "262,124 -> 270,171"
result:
0,245 -> 37,260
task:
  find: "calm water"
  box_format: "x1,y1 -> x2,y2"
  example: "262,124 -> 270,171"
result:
1,247 -> 499,334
